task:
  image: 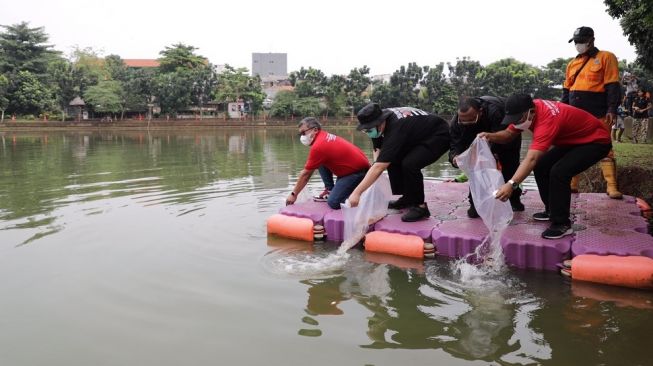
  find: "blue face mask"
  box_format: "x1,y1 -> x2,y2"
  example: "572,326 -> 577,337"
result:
366,127 -> 382,139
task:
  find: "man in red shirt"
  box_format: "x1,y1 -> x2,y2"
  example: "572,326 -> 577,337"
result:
285,117 -> 370,209
479,94 -> 611,239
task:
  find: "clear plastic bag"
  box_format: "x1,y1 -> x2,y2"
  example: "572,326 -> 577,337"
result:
456,137 -> 513,230
338,174 -> 392,253
456,137 -> 513,268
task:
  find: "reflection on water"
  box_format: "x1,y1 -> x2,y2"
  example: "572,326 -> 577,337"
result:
1,129 -> 651,366
267,243 -> 551,364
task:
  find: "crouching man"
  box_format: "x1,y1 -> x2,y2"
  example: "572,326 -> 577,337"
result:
480,94 -> 611,239
286,117 -> 370,209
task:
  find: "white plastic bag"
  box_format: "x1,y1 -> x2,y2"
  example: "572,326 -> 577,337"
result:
338,174 -> 392,253
456,137 -> 513,230
456,137 -> 513,267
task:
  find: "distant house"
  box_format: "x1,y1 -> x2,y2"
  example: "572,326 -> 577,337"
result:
123,59 -> 160,68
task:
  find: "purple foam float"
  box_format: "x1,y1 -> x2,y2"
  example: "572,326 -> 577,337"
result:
575,211 -> 648,233
573,227 -> 653,258
500,223 -> 572,271
322,209 -> 345,242
432,219 -> 489,258
279,201 -> 333,224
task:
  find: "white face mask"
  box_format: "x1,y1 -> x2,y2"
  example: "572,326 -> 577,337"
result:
300,131 -> 315,146
575,43 -> 590,54
513,110 -> 534,131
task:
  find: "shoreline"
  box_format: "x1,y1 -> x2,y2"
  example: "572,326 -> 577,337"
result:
0,118 -> 361,131
2,120 -> 651,204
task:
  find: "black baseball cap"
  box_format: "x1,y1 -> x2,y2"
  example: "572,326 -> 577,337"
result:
356,103 -> 393,131
568,26 -> 594,43
501,94 -> 534,126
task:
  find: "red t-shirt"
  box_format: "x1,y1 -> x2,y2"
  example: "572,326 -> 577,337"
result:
305,130 -> 370,176
508,99 -> 611,151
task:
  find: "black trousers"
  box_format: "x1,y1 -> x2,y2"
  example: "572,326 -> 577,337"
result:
387,138 -> 450,205
534,143 -> 611,225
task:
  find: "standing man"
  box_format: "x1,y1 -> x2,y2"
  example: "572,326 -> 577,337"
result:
563,26 -> 623,199
480,94 -> 611,239
449,96 -> 524,218
631,89 -> 651,143
347,103 -> 450,222
285,117 -> 370,209
622,72 -> 639,115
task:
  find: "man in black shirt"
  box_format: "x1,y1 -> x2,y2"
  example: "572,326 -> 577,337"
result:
449,96 -> 524,217
347,103 -> 450,222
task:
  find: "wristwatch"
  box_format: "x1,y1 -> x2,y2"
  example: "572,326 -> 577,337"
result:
508,179 -> 519,190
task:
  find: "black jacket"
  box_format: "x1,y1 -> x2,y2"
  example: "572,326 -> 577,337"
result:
449,96 -> 519,166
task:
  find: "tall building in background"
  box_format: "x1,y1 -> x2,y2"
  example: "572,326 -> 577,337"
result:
251,53 -> 287,78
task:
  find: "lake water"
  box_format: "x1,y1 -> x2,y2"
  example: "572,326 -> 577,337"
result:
0,128 -> 651,366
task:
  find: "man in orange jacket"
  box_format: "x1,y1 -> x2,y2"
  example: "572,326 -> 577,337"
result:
563,26 -> 623,199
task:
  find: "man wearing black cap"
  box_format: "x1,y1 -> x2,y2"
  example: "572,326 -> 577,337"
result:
563,26 -> 623,199
479,94 -> 611,239
449,96 -> 523,218
347,103 -> 450,222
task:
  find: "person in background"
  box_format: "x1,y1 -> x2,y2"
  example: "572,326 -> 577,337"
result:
612,104 -> 626,142
480,94 -> 611,239
285,117 -> 370,209
563,26 -> 623,199
347,103 -> 450,222
622,72 -> 639,115
449,96 -> 523,218
631,89 -> 651,143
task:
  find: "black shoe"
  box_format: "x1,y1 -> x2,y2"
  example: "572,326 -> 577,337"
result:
388,197 -> 410,210
541,224 -> 573,239
467,205 -> 479,218
532,212 -> 550,221
401,205 -> 431,222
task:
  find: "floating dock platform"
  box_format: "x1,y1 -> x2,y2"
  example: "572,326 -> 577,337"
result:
274,181 -> 653,272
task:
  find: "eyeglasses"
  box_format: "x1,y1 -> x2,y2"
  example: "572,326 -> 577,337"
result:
361,127 -> 375,133
297,127 -> 315,137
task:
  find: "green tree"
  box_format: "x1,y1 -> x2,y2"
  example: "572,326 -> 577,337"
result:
604,0 -> 653,72
478,58 -> 542,97
70,47 -> 105,97
345,66 -> 371,112
536,57 -> 571,100
380,62 -> 426,108
190,65 -> 218,119
47,57 -> 77,121
214,65 -> 265,116
158,43 -> 207,73
289,66 -> 327,98
324,74 -> 347,118
447,57 -> 484,98
154,70 -> 193,117
418,63 -> 458,114
84,80 -> 124,116
9,70 -> 52,115
369,81 -> 396,109
123,68 -> 156,117
0,22 -> 57,79
270,90 -> 297,118
0,74 -> 8,122
104,54 -> 128,82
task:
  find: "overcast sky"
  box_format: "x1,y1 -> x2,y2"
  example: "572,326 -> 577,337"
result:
2,0 -> 637,76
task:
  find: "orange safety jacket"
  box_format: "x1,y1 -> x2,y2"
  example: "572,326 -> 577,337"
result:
562,47 -> 621,118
